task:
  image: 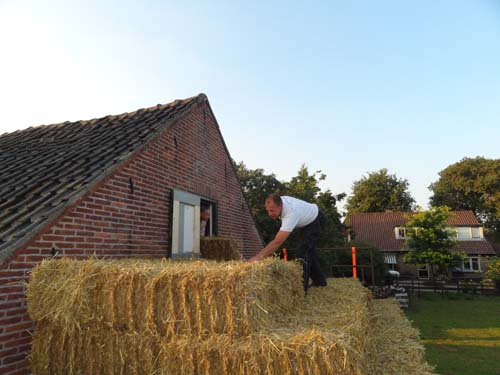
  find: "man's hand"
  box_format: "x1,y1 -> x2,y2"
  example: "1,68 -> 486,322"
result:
248,253 -> 264,262
247,230 -> 290,262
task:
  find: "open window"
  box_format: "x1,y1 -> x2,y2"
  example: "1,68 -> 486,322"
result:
170,190 -> 217,258
200,199 -> 217,237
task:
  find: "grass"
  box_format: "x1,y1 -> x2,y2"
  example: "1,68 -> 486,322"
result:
406,292 -> 500,375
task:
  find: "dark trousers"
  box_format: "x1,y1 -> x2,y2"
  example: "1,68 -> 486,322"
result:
296,210 -> 327,291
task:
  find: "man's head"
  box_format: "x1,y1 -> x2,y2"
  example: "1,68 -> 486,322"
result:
200,205 -> 210,221
265,194 -> 283,220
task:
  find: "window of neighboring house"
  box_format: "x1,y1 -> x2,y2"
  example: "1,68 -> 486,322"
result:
418,264 -> 430,279
456,227 -> 472,240
471,227 -> 482,239
463,257 -> 481,272
395,227 -> 417,239
200,199 -> 217,237
452,227 -> 484,240
384,253 -> 397,270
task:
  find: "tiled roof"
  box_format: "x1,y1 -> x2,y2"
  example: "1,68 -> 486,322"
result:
0,94 -> 205,263
347,211 -> 496,255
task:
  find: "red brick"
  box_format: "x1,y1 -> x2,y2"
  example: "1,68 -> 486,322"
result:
4,336 -> 32,348
0,363 -> 18,374
5,322 -> 33,333
3,353 -> 27,365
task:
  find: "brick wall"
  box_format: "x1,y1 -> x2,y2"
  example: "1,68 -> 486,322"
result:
0,101 -> 262,374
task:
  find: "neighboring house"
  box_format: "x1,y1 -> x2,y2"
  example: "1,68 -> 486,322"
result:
0,94 -> 262,374
346,211 -> 496,279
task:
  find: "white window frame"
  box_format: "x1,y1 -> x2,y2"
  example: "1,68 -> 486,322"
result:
395,227 -> 418,240
462,257 -> 481,272
450,226 -> 484,241
171,189 -> 201,258
418,264 -> 430,279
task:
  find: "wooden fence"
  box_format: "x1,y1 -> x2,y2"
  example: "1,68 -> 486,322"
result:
396,277 -> 498,295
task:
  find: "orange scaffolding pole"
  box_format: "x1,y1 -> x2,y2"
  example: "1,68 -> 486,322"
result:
352,246 -> 357,278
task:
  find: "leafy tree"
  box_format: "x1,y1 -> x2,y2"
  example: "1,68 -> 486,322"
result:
346,169 -> 416,213
284,165 -> 346,248
233,161 -> 285,243
403,207 -> 459,279
234,162 -> 345,249
429,157 -> 500,238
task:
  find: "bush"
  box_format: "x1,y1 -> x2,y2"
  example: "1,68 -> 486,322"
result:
485,257 -> 500,281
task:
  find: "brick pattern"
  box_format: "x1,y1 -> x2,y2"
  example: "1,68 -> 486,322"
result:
0,102 -> 262,374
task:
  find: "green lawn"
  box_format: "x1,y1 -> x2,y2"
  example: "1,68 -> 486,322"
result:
406,292 -> 500,375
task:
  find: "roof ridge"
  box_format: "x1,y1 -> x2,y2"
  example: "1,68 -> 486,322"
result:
0,93 -> 206,136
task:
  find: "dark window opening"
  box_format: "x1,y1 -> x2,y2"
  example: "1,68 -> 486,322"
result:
201,199 -> 217,237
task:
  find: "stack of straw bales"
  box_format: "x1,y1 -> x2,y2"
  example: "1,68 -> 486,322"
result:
27,257 -> 432,374
365,299 -> 436,375
27,258 -> 302,337
200,237 -> 240,261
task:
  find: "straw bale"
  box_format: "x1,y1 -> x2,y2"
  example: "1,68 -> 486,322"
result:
27,257 -> 303,337
200,237 -> 241,261
31,279 -> 372,375
365,298 -> 436,375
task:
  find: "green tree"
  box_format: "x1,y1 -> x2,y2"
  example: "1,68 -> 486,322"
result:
403,207 -> 459,279
234,162 -> 345,249
284,165 -> 346,247
346,169 -> 416,213
429,157 -> 500,238
233,161 -> 285,243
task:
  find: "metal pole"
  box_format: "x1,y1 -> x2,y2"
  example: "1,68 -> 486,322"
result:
370,248 -> 375,287
352,247 -> 357,278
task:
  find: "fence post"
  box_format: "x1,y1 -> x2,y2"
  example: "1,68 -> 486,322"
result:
352,247 -> 357,278
370,248 -> 375,287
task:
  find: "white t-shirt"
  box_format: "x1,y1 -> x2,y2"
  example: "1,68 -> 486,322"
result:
279,196 -> 319,232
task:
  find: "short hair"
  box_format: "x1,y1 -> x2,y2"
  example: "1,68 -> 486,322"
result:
266,194 -> 282,206
201,203 -> 210,213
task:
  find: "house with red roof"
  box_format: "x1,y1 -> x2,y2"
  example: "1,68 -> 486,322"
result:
346,211 -> 496,279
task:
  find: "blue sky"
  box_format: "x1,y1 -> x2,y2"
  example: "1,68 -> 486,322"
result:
1,1 -> 499,212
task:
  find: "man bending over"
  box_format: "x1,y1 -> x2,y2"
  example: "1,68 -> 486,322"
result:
249,194 -> 327,291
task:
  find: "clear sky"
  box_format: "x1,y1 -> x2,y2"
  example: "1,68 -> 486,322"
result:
1,1 -> 499,212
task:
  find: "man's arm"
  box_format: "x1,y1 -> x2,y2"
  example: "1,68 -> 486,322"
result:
249,230 -> 291,262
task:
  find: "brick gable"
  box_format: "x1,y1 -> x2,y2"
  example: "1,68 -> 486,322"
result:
0,98 -> 262,374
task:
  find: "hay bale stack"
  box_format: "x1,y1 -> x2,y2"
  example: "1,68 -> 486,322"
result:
365,299 -> 436,375
27,258 -> 303,337
28,258 -> 431,375
30,279 -> 372,375
200,237 -> 241,261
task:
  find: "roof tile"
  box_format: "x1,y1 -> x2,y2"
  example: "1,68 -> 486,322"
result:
347,211 -> 496,255
0,94 -> 206,262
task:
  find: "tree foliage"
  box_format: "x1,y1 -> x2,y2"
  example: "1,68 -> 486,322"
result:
346,169 -> 416,213
429,157 -> 500,237
403,207 -> 459,279
234,162 -> 345,248
233,161 -> 285,243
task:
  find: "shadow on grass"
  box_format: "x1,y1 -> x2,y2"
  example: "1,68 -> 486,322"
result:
406,293 -> 500,375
